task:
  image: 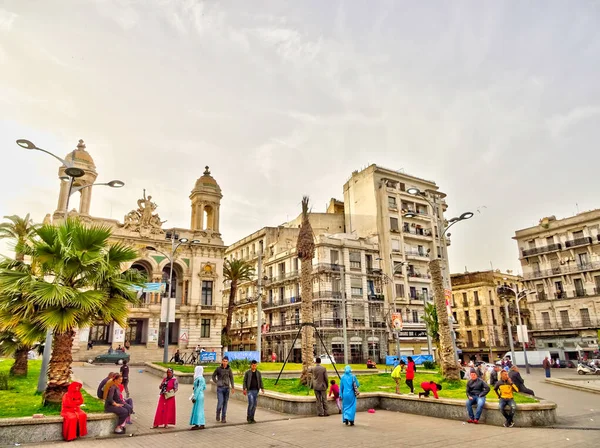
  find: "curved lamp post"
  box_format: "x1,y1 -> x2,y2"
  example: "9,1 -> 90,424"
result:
405,187 -> 473,362
146,236 -> 200,363
16,138 -> 125,392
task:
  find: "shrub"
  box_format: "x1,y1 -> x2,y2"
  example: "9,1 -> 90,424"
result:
422,360 -> 437,370
230,359 -> 251,375
0,372 -> 10,390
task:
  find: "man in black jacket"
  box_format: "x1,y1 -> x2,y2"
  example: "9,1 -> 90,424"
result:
489,365 -> 501,386
466,369 -> 490,423
243,360 -> 265,424
508,366 -> 535,396
212,356 -> 235,423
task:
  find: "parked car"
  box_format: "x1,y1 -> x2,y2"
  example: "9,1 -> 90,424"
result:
314,354 -> 336,364
93,352 -> 130,365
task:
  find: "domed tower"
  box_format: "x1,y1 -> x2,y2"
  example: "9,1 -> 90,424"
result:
55,139 -> 98,217
190,166 -> 222,232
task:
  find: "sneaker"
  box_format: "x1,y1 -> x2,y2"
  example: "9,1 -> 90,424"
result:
114,427 -> 124,434
473,420 -> 479,424
503,422 -> 508,427
467,419 -> 474,424
508,421 -> 514,428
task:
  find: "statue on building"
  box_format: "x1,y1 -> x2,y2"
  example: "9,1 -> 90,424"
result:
137,189 -> 157,227
122,190 -> 165,234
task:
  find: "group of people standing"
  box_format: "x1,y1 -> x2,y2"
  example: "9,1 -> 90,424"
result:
97,360 -> 135,434
313,357 -> 361,426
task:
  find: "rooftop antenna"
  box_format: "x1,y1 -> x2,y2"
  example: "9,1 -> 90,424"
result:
576,203 -> 580,214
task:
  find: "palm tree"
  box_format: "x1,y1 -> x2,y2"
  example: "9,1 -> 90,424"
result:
222,259 -> 255,345
297,196 -> 315,385
0,219 -> 140,403
429,259 -> 460,381
0,214 -> 39,261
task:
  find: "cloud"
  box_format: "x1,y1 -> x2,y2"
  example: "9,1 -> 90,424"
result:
547,106 -> 600,138
0,8 -> 17,31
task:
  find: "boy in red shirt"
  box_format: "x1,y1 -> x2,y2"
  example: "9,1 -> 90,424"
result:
329,379 -> 341,414
418,381 -> 442,399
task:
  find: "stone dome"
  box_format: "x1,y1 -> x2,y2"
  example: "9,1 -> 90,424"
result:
64,139 -> 96,171
194,166 -> 221,192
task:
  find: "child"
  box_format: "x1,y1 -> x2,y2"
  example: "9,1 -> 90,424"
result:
391,360 -> 405,394
418,381 -> 442,399
329,379 -> 341,414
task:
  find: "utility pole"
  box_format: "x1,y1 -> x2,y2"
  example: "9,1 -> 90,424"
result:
340,265 -> 349,365
257,250 -> 263,362
504,300 -> 516,365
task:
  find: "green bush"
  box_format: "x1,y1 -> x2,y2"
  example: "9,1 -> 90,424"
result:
422,360 -> 437,370
0,372 -> 10,390
230,359 -> 251,375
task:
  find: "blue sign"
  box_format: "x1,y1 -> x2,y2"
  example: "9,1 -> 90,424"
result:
200,351 -> 217,362
224,351 -> 260,362
131,282 -> 166,292
385,355 -> 434,366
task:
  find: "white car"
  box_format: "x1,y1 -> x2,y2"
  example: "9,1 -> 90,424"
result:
314,354 -> 336,364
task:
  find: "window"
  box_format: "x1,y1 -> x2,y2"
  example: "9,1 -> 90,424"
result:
488,290 -> 494,305
388,196 -> 397,209
279,287 -> 285,301
349,251 -> 361,270
279,262 -> 286,276
351,277 -> 363,296
476,310 -> 482,324
491,309 -> 497,325
474,291 -> 480,306
390,217 -> 399,232
412,310 -> 419,323
201,281 -> 213,305
462,292 -> 468,307
574,278 -> 585,297
293,258 -> 299,271
367,279 -> 375,296
330,250 -> 339,265
546,236 -> 554,245
391,239 -> 401,252
560,310 -> 570,326
580,308 -> 591,326
393,261 -> 404,275
466,330 -> 473,344
541,312 -> 551,327
201,319 -> 211,338
409,286 -> 417,299
399,182 -> 405,192
280,312 -> 286,325
395,283 -> 405,298
421,288 -> 428,300
365,254 -> 373,270
268,289 -> 273,304
89,324 -> 110,343
478,330 -> 485,343
294,309 -> 300,325
464,311 -> 471,325
573,230 -> 584,239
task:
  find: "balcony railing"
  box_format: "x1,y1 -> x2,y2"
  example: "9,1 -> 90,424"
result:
521,243 -> 562,257
263,296 -> 302,309
524,260 -> 600,280
565,237 -> 593,248
533,317 -> 600,331
314,263 -> 343,273
407,272 -> 431,280
405,249 -> 430,258
368,294 -> 385,301
314,291 -> 343,299
402,226 -> 433,237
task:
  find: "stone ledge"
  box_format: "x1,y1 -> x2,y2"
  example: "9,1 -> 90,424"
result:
545,377 -> 600,394
0,413 -> 117,445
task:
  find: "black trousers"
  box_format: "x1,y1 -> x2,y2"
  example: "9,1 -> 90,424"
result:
405,379 -> 414,393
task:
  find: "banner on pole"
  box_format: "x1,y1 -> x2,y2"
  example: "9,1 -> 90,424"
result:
391,312 -> 403,331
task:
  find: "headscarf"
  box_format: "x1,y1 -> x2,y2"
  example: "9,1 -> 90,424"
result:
160,368 -> 176,395
194,365 -> 204,380
344,365 -> 352,375
63,381 -> 84,408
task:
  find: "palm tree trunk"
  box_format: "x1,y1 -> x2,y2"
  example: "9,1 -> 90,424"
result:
224,282 -> 237,342
299,258 -> 314,385
429,259 -> 460,381
9,347 -> 29,376
44,330 -> 75,405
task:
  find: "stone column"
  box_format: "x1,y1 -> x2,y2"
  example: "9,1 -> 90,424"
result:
214,205 -> 220,232
198,203 -> 204,230
80,187 -> 93,215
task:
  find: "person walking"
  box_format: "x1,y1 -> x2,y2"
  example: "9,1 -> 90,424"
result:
391,360 -> 405,394
495,369 -> 519,427
405,356 -> 416,394
212,356 -> 235,423
465,369 -> 490,424
120,359 -> 130,398
104,374 -> 130,434
312,357 -> 329,417
243,360 -> 265,424
190,366 -> 206,430
329,379 -> 341,414
339,365 -> 360,426
152,368 -> 178,428
543,357 -> 552,378
508,366 -> 535,396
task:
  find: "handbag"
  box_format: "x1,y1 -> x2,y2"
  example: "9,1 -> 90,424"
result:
352,378 -> 360,397
164,390 -> 176,400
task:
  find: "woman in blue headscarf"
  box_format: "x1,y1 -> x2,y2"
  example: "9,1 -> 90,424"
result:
339,365 -> 360,426
189,366 -> 206,430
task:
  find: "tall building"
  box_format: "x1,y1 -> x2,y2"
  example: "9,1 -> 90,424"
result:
225,202 -> 387,363
49,141 -> 226,361
514,211 -> 600,360
450,270 -> 527,363
343,165 -> 449,356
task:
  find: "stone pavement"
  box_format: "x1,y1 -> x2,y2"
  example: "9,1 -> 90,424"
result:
70,365 -> 294,436
41,409 -> 598,448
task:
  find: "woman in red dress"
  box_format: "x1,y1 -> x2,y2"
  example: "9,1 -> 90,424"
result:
153,368 -> 178,428
61,382 -> 88,441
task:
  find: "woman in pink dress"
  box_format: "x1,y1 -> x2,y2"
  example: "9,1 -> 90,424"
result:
153,368 -> 178,428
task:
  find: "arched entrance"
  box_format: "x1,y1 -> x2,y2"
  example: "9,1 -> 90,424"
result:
130,261 -> 151,304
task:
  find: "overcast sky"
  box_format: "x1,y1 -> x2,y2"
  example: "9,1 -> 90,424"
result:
1,1 -> 599,275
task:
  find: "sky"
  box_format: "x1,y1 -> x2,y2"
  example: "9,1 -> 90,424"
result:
1,0 -> 599,275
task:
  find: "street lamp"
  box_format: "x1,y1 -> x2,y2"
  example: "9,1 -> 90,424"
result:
498,282 -> 531,374
146,235 -> 200,363
16,138 -> 124,393
406,187 -> 473,362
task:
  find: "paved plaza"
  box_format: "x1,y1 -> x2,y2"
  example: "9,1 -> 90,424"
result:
32,365 -> 600,447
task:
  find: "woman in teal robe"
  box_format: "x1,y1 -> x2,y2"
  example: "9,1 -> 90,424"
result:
339,365 -> 360,426
190,366 -> 206,430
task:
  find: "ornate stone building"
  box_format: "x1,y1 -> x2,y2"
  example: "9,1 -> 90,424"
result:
48,140 -> 226,362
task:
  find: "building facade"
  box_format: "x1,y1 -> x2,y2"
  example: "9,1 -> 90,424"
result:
48,140 -> 226,362
515,212 -> 600,361
450,270 -> 528,363
343,165 -> 449,356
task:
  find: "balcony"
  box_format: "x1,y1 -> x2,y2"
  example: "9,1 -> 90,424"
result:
565,237 -> 593,248
402,226 -> 433,240
266,323 -> 302,333
521,243 -> 562,257
262,296 -> 302,310
366,267 -> 382,275
407,272 -> 431,282
314,263 -> 343,273
405,249 -> 430,259
314,290 -> 343,300
524,261 -> 600,280
314,318 -> 344,328
368,294 -> 385,301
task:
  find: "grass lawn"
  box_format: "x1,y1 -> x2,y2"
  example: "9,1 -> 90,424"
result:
0,359 -> 105,418
259,373 -> 537,404
156,362 -> 377,375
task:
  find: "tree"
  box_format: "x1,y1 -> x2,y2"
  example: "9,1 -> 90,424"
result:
0,219 -> 140,404
429,259 -> 460,381
421,301 -> 440,356
297,196 -> 315,385
222,259 -> 255,344
0,214 -> 39,262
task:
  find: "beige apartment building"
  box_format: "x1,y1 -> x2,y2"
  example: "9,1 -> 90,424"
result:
450,270 -> 528,363
343,165 -> 450,357
48,140 -> 226,361
225,204 -> 388,363
515,211 -> 600,361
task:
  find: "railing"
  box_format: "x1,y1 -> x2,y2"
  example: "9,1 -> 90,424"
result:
314,263 -> 343,272
263,296 -> 302,309
266,323 -> 302,332
521,243 -> 562,257
314,291 -> 342,299
532,317 -> 600,330
405,249 -> 430,258
366,267 -> 381,275
565,237 -> 593,248
264,270 -> 300,285
200,304 -> 217,311
537,292 -> 547,301
523,261 -> 600,280
368,294 -> 385,301
410,292 -> 429,301
407,272 -> 431,280
402,227 -> 433,237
